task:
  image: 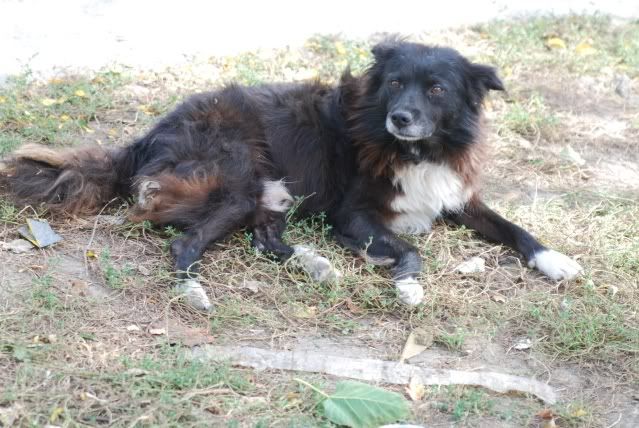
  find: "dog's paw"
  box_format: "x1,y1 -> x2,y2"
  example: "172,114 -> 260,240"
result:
395,277 -> 424,306
292,245 -> 342,283
528,249 -> 583,281
175,279 -> 214,312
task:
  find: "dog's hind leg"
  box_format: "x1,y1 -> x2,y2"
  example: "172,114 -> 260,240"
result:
170,195 -> 255,311
251,180 -> 341,283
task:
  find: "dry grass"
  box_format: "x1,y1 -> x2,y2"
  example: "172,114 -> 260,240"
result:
1,14 -> 638,427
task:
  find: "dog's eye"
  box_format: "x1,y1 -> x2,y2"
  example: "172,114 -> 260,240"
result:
389,80 -> 401,89
430,86 -> 445,95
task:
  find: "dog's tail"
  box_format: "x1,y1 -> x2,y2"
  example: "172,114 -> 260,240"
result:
0,143 -> 135,214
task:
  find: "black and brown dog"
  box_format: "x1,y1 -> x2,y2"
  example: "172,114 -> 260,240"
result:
2,39 -> 582,310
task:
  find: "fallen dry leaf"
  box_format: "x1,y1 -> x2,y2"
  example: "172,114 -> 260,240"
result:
41,98 -> 57,106
70,279 -> 88,296
454,256 -> 485,274
513,338 -> 532,351
241,280 -> 265,293
1,239 -> 34,253
346,298 -> 363,314
537,408 -> 555,420
575,41 -> 597,55
126,325 -> 141,332
406,375 -> 426,401
570,407 -> 587,418
542,418 -> 558,428
545,37 -> 566,49
399,327 -> 434,362
74,89 -> 87,97
149,328 -> 166,336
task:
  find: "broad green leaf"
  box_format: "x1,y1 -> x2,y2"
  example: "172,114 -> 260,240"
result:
322,381 -> 410,428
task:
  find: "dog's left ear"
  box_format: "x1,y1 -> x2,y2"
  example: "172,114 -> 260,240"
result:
471,63 -> 504,92
468,63 -> 504,107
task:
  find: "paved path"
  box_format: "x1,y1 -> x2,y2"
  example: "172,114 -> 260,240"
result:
1,0 -> 638,79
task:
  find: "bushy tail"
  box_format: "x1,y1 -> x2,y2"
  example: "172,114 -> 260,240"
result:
1,144 -> 133,214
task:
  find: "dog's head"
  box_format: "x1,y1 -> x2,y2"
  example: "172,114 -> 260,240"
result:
366,39 -> 504,142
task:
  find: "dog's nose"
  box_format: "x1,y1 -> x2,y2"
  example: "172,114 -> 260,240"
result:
390,111 -> 413,128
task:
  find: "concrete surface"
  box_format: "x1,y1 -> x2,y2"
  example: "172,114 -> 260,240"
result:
1,0 -> 638,79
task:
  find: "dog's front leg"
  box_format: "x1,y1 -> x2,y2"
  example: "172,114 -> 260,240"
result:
447,198 -> 582,280
334,211 -> 424,305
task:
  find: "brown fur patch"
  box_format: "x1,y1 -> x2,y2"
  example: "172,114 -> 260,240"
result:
129,174 -> 221,224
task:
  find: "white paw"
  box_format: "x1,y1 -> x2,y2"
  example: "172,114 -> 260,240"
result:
292,245 -> 342,283
528,249 -> 583,281
175,279 -> 214,312
395,277 -> 424,306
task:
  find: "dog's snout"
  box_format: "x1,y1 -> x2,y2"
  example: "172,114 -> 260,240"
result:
390,111 -> 414,128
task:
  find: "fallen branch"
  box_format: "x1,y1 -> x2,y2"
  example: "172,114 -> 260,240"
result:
191,345 -> 557,404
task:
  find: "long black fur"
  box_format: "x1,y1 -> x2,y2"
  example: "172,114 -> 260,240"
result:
2,39 -> 567,297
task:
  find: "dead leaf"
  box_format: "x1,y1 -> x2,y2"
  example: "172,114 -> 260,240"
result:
346,298 -> 363,314
537,408 -> 555,420
542,418 -> 558,428
1,239 -> 34,253
334,41 -> 347,55
41,98 -> 57,106
70,279 -> 88,296
454,256 -> 485,274
49,406 -> 64,423
575,42 -> 596,55
0,96 -> 6,104
149,328 -> 166,336
292,304 -> 318,319
560,145 -> 586,166
125,368 -> 148,376
241,280 -> 265,293
126,325 -> 141,332
399,327 -> 433,362
513,338 -> 532,351
570,407 -> 587,418
86,250 -> 97,258
491,293 -> 506,303
406,375 -> 426,401
74,89 -> 87,97
33,334 -> 57,344
545,37 -> 566,49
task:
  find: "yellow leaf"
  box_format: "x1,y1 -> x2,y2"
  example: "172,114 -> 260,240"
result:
334,41 -> 347,55
575,42 -> 597,55
0,96 -> 6,104
49,78 -> 65,84
41,98 -> 57,106
546,37 -> 566,49
406,375 -> 426,401
83,127 -> 95,134
50,406 -> 64,423
570,407 -> 588,418
60,114 -> 70,122
74,89 -> 87,97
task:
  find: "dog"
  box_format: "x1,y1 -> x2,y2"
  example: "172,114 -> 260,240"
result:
1,39 -> 583,311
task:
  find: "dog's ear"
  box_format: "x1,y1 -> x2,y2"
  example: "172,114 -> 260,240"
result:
467,63 -> 504,107
371,37 -> 402,62
471,63 -> 504,92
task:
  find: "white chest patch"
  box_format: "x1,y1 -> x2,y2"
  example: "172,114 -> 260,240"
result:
389,161 -> 471,234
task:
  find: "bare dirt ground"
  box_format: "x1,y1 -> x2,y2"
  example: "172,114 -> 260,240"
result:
1,15 -> 638,427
